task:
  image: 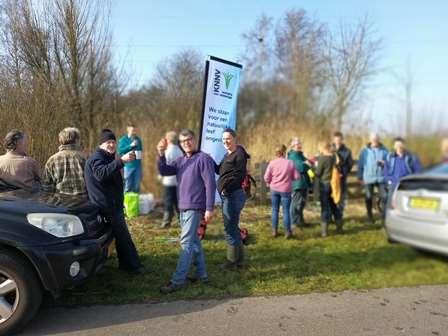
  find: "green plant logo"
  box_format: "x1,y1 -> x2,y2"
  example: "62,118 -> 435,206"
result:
223,72 -> 234,90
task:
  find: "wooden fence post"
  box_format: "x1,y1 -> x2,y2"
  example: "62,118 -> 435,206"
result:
254,160 -> 268,205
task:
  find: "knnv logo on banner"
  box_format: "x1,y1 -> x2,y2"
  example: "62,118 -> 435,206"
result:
199,56 -> 243,166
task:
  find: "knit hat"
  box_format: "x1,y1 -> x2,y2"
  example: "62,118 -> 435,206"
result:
98,129 -> 116,145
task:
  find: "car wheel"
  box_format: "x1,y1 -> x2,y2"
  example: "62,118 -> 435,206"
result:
0,249 -> 42,336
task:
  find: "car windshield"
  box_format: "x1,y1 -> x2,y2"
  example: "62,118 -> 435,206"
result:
424,163 -> 448,175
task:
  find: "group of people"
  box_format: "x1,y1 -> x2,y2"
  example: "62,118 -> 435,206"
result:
0,125 -> 251,294
0,127 -> 144,275
0,124 -> 446,295
263,132 -> 353,238
156,128 -> 250,293
263,131 -> 425,238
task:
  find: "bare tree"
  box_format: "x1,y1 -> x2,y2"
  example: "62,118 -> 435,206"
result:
0,0 -> 120,162
324,16 -> 382,129
241,14 -> 274,84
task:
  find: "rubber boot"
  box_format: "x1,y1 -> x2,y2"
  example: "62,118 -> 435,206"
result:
320,222 -> 328,237
236,244 -> 245,268
221,245 -> 238,270
336,220 -> 344,234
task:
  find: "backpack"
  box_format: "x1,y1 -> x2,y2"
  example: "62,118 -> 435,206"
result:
241,174 -> 256,198
198,222 -> 249,244
197,219 -> 207,240
330,155 -> 342,204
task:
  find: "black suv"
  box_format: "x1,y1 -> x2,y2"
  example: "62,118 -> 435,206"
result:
0,189 -> 112,335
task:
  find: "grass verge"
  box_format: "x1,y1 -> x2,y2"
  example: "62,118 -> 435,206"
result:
59,201 -> 448,306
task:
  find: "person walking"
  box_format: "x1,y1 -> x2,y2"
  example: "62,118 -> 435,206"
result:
157,129 -> 216,293
42,127 -> 87,195
85,129 -> 143,275
357,132 -> 389,223
0,130 -> 40,191
160,131 -> 183,228
216,128 -> 250,269
264,144 -> 300,238
287,137 -> 311,228
118,124 -> 143,193
315,141 -> 343,237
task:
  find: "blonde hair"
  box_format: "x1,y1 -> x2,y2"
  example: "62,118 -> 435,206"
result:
318,141 -> 332,154
59,127 -> 80,146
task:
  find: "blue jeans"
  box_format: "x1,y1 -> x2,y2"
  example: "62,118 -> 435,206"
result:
171,210 -> 207,285
221,188 -> 246,246
124,165 -> 142,193
271,191 -> 292,233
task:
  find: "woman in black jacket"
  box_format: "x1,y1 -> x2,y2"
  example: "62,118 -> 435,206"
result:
217,128 -> 250,269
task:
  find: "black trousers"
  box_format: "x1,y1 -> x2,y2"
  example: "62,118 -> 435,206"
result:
163,185 -> 179,225
319,183 -> 342,224
290,189 -> 308,227
105,209 -> 142,271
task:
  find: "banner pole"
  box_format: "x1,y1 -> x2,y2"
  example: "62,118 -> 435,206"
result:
198,60 -> 210,149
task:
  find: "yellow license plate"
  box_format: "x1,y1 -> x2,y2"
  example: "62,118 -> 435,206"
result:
408,197 -> 440,211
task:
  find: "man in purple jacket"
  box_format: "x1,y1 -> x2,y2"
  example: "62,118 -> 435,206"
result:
157,129 -> 216,293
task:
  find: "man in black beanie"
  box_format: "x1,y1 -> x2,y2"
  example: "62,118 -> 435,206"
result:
85,129 -> 143,274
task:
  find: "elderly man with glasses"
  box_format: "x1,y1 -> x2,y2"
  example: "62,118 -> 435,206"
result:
157,129 -> 216,294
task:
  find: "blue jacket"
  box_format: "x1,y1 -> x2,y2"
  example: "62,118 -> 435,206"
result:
357,143 -> 389,184
85,148 -> 124,211
384,151 -> 422,189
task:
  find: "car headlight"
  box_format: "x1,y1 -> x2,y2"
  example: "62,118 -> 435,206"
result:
27,213 -> 84,238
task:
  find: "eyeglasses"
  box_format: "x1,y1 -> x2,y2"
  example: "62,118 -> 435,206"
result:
179,137 -> 194,144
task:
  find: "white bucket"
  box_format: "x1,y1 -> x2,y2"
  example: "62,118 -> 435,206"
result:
139,193 -> 155,214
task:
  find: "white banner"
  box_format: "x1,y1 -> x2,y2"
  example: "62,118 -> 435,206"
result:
199,56 -> 243,164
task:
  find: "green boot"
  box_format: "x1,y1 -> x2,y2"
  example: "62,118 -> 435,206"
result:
221,245 -> 238,270
320,222 -> 328,237
336,220 -> 344,234
236,244 -> 245,268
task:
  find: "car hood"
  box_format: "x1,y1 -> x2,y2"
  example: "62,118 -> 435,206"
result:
0,190 -> 105,246
0,190 -> 97,216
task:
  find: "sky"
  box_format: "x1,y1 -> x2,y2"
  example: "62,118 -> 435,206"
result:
110,0 -> 448,134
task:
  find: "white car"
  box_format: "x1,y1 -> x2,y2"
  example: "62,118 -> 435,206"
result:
385,163 -> 448,255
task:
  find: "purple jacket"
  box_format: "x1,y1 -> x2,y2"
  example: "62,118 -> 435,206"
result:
158,151 -> 216,211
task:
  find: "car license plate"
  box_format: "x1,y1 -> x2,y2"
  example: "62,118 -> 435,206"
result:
408,197 -> 440,211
